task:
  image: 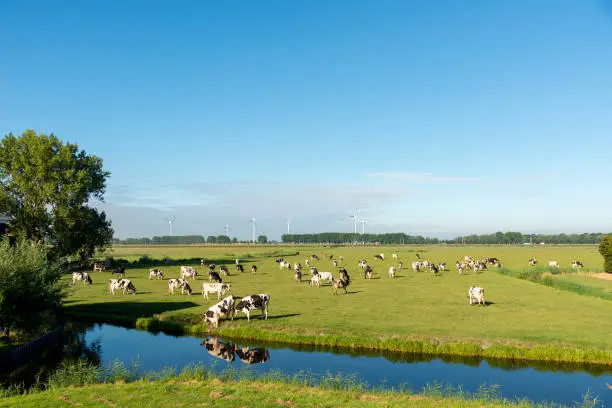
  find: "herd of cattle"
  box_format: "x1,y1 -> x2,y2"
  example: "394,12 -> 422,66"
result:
70,253 -> 587,329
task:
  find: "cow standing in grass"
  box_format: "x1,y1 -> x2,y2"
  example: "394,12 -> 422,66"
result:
204,296 -> 235,328
72,272 -> 92,285
149,269 -> 164,280
468,286 -> 485,305
109,279 -> 136,295
233,294 -> 270,321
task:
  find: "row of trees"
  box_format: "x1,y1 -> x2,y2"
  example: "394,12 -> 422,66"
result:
112,234 -> 269,245
281,233 -> 440,244
447,232 -> 609,245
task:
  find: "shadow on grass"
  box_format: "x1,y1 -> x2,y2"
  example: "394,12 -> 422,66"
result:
231,313 -> 300,321
63,301 -> 200,320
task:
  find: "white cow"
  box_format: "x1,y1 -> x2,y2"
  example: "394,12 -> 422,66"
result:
411,261 -> 421,272
468,286 -> 485,305
388,266 -> 396,278
548,261 -> 560,268
279,261 -> 291,270
180,266 -> 198,280
202,282 -> 231,300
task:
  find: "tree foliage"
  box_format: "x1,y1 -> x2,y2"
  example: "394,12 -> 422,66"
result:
0,130 -> 113,260
0,238 -> 66,337
599,235 -> 612,273
257,235 -> 268,244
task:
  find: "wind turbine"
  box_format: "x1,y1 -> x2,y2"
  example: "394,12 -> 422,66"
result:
349,209 -> 359,234
287,217 -> 292,234
360,219 -> 367,234
224,223 -> 231,237
249,218 -> 257,243
164,216 -> 175,236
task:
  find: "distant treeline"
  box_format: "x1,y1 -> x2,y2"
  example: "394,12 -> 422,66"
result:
112,232 -> 610,245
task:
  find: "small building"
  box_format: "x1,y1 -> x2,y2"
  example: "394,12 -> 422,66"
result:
0,215 -> 10,237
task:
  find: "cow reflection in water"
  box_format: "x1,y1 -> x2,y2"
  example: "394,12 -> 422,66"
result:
201,337 -> 235,362
234,346 -> 270,365
201,337 -> 270,365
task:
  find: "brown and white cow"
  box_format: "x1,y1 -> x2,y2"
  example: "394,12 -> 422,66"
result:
203,295 -> 235,328
468,286 -> 485,305
233,294 -> 270,321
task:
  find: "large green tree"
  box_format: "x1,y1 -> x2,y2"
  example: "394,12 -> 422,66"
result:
599,234 -> 612,273
0,130 -> 113,260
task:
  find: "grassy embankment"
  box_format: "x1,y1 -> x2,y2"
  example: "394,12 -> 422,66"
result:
62,244 -> 612,364
1,361 -> 597,408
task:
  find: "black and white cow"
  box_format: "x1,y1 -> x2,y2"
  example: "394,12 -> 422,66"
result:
236,264 -> 244,273
233,294 -> 270,321
109,278 -> 136,295
209,271 -> 222,283
234,346 -> 270,365
219,265 -> 230,276
204,295 -> 235,328
274,258 -> 284,264
311,254 -> 320,261
528,258 -> 537,266
332,277 -> 350,295
201,337 -> 235,362
110,267 -> 125,278
250,265 -> 258,274
92,262 -> 106,272
149,269 -> 164,280
168,278 -> 192,295
364,265 -> 373,279
358,260 -> 368,269
202,282 -> 231,300
181,266 -> 198,280
572,260 -> 584,269
548,260 -> 560,268
72,272 -> 92,285
294,268 -> 302,282
208,263 -> 216,271
468,286 -> 485,305
374,253 -> 384,261
338,268 -> 350,282
388,266 -> 397,278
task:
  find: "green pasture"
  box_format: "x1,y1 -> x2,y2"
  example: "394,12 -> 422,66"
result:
61,244 -> 612,361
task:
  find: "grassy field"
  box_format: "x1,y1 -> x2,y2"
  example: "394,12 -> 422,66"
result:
62,244 -> 612,363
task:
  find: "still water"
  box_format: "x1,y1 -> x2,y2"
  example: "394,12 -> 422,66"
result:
76,323 -> 611,406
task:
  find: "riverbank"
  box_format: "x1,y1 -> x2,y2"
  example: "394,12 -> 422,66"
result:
0,362 -> 579,408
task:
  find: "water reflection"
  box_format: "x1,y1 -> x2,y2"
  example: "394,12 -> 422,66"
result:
200,337 -> 270,365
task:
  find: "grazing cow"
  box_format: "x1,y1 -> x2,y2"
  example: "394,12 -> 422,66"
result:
572,260 -> 584,269
311,254 -> 320,261
388,266 -> 397,278
464,256 -> 474,262
201,337 -> 235,362
168,278 -> 192,295
332,260 -> 338,268
468,286 -> 485,305
456,261 -> 465,275
328,254 -> 334,260
234,346 -> 270,365
110,267 -> 125,278
305,259 -> 311,267
548,261 -> 560,268
364,266 -> 373,280
294,263 -> 302,272
93,262 -> 105,272
109,278 -> 136,295
397,261 -> 403,269
528,258 -> 537,266
429,263 -> 439,276
72,272 -> 92,285
235,259 -> 240,266
332,277 -> 350,295
392,253 -> 399,260
203,295 -> 235,328
274,258 -> 284,264
437,262 -> 446,271
233,294 -> 270,321
309,266 -> 319,275
202,282 -> 231,300
236,264 -> 244,273
219,265 -> 230,276
250,265 -> 258,274
358,260 -> 368,269
474,262 -> 487,272
294,268 -> 302,282
309,273 -> 321,287
411,261 -> 421,272
209,271 -> 222,283
279,261 -> 291,270
316,271 -> 334,284
374,253 -> 385,261
421,260 -> 430,268
181,266 -> 198,280
208,264 -> 216,271
149,269 -> 164,280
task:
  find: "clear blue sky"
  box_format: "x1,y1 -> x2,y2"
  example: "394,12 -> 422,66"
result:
2,0 -> 612,239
